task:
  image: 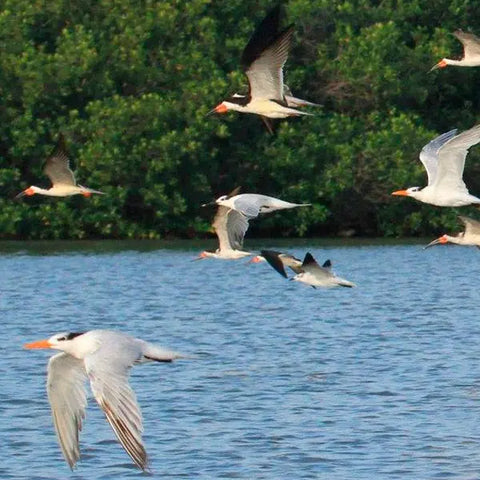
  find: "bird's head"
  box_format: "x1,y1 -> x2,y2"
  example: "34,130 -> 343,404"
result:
248,255 -> 265,264
15,186 -> 38,199
429,59 -> 448,72
392,186 -> 422,199
207,102 -> 229,115
424,234 -> 450,249
24,332 -> 85,350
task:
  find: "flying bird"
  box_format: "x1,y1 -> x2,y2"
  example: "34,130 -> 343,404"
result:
250,249 -> 303,277
431,30 -> 480,71
198,188 -> 310,260
24,330 -> 184,471
392,125 -> 480,206
291,252 -> 356,288
209,6 -> 315,132
425,215 -> 480,248
16,134 -> 104,198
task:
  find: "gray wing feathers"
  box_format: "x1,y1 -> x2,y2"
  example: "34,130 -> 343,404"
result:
454,30 -> 480,57
419,129 -> 457,185
85,351 -> 148,471
246,26 -> 294,100
213,206 -> 250,250
434,124 -> 480,191
44,151 -> 76,186
47,353 -> 88,469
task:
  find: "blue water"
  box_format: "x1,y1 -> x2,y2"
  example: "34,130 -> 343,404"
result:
1,240 -> 480,479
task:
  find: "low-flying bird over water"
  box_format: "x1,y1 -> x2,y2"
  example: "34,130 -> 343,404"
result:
198,188 -> 310,260
291,252 -> 356,289
425,216 -> 480,249
16,134 -> 104,199
431,30 -> 480,71
209,6 -> 314,132
250,249 -> 303,277
24,330 -> 184,471
392,125 -> 480,206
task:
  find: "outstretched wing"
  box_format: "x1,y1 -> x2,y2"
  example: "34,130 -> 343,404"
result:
85,342 -> 148,471
213,206 -> 250,251
43,134 -> 76,187
434,124 -> 480,193
419,129 -> 457,186
454,30 -> 480,58
459,215 -> 480,237
241,6 -> 293,101
47,353 -> 88,470
260,250 -> 289,278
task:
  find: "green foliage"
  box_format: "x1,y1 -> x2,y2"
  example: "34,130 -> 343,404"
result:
1,0 -> 480,239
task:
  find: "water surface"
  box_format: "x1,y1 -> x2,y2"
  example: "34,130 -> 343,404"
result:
1,240 -> 479,479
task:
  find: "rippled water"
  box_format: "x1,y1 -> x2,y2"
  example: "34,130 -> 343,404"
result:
1,240 -> 480,479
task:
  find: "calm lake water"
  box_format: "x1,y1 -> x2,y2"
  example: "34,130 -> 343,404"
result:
1,239 -> 480,479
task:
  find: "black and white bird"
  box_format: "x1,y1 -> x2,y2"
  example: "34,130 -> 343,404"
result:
392,125 -> 480,207
24,330 -> 184,471
431,30 -> 480,71
250,249 -> 303,277
291,252 -> 356,288
425,215 -> 480,248
209,6 -> 315,132
16,134 -> 104,198
198,188 -> 310,260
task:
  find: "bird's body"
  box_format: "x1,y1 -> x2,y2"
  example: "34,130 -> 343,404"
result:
198,189 -> 310,260
216,193 -> 311,218
210,6 -> 315,127
425,216 -> 480,248
291,253 -> 356,288
392,125 -> 480,207
16,134 -> 104,199
431,30 -> 480,70
24,330 -> 183,471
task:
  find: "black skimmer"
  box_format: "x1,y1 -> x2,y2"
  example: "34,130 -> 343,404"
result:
16,133 -> 104,199
425,216 -> 480,248
209,6 -> 315,133
431,30 -> 480,71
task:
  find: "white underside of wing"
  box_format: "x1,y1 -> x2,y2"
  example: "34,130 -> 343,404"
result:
47,353 -> 88,469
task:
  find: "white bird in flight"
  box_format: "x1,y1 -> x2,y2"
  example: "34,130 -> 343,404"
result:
391,124 -> 480,206
24,330 -> 184,471
16,134 -> 104,199
431,30 -> 480,71
425,215 -> 480,248
291,253 -> 356,289
209,6 -> 314,133
197,188 -> 310,260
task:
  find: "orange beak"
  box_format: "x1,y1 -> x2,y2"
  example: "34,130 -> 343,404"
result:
24,339 -> 52,349
424,235 -> 448,249
248,256 -> 264,264
193,251 -> 208,261
206,103 -> 228,115
429,59 -> 448,72
391,190 -> 409,196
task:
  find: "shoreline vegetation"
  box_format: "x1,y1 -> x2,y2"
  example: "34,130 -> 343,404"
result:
1,1 -> 480,240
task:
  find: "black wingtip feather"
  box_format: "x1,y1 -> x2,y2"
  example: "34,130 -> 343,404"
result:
322,260 -> 332,268
241,5 -> 287,68
302,252 -> 316,266
260,249 -> 289,278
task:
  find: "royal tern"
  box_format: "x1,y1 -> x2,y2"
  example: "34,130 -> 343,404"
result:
425,215 -> 480,248
209,6 -> 314,132
392,125 -> 480,207
24,330 -> 183,471
16,134 -> 104,199
198,188 -> 310,260
291,252 -> 356,288
431,30 -> 480,71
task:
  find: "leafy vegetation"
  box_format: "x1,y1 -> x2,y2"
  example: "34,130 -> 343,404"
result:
1,0 -> 480,239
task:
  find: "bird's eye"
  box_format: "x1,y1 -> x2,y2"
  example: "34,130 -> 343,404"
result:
57,336 -> 66,341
